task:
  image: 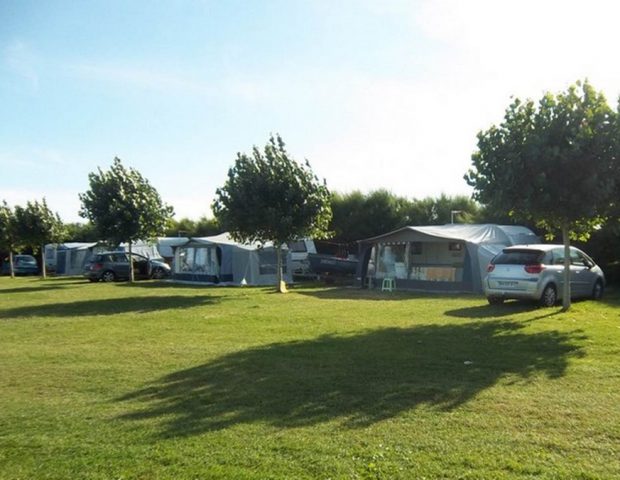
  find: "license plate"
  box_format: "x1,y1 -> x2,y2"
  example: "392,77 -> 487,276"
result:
498,281 -> 518,286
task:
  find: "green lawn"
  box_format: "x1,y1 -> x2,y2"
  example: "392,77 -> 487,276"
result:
1,277 -> 619,479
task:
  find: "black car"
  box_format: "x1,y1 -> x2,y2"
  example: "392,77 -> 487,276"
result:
84,252 -> 171,282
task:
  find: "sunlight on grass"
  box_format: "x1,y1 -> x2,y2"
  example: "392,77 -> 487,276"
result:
1,277 -> 619,479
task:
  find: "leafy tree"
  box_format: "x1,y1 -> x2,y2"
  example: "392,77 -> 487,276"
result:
14,199 -> 65,279
0,201 -> 19,278
213,134 -> 332,292
329,190 -> 407,243
65,222 -> 100,242
465,80 -> 618,310
79,157 -> 174,282
165,216 -> 221,238
329,191 -> 481,243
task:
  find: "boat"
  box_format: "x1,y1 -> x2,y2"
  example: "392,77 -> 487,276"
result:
307,253 -> 358,276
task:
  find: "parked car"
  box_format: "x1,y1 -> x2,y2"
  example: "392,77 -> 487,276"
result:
84,252 -> 171,282
484,244 -> 605,307
1,254 -> 39,275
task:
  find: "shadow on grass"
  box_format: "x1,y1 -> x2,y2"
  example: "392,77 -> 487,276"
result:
445,301 -> 553,319
294,286 -> 471,302
117,320 -> 584,437
0,295 -> 219,319
0,285 -> 69,295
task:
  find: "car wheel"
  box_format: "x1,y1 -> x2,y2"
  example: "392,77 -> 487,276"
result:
151,268 -> 165,280
101,270 -> 116,283
591,280 -> 604,300
487,296 -> 504,305
540,284 -> 557,307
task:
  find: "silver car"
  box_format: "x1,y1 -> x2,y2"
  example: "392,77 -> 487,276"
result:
484,244 -> 605,307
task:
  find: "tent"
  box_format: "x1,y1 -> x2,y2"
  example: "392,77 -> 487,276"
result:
171,233 -> 292,286
357,224 -> 539,293
157,237 -> 189,264
45,242 -> 101,275
117,241 -> 162,259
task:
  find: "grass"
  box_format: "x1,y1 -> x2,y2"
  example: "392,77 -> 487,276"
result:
1,276 -> 619,479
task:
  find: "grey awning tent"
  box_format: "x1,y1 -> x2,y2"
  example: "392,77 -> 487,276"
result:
45,242 -> 101,275
357,224 -> 539,293
171,233 -> 292,286
157,237 -> 189,263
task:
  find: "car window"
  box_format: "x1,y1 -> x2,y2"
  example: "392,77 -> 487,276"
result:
492,250 -> 543,265
112,253 -> 129,263
551,248 -> 565,265
570,249 -> 587,267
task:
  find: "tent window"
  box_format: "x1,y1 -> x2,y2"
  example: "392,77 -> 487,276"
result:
377,244 -> 407,279
259,250 -> 287,275
410,242 -> 423,255
288,241 -> 307,253
448,242 -> 462,251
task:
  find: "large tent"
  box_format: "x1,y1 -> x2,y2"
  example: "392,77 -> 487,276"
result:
357,224 -> 539,293
45,242 -> 101,275
171,233 -> 292,285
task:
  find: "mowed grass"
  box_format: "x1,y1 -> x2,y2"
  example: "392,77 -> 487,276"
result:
1,277 -> 619,479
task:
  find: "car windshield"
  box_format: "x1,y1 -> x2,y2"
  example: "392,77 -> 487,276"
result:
16,256 -> 36,263
492,250 -> 544,265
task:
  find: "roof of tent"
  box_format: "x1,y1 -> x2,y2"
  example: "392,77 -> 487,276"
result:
55,242 -> 99,250
359,224 -> 538,246
180,232 -> 280,251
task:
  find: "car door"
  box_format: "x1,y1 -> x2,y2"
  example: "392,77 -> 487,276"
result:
571,249 -> 598,297
112,253 -> 130,279
569,248 -> 591,297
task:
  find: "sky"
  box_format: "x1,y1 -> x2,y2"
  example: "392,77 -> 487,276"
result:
2,0 -> 620,223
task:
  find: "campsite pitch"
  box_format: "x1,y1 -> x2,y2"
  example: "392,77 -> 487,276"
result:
1,277 -> 619,479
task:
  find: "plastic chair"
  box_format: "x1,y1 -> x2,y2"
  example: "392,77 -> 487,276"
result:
381,277 -> 395,292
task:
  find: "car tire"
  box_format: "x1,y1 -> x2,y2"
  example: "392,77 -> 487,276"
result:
151,268 -> 165,280
540,284 -> 557,307
591,280 -> 604,300
487,296 -> 504,305
101,270 -> 116,283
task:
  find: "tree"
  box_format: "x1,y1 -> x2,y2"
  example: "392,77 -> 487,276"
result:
213,134 -> 332,292
64,222 -> 99,242
465,80 -> 618,310
165,216 -> 221,238
14,199 -> 65,279
0,201 -> 19,278
79,157 -> 174,282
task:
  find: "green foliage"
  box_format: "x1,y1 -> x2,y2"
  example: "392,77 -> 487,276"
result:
79,157 -> 174,245
14,198 -> 65,252
0,201 -> 19,253
465,80 -> 618,241
329,191 -> 481,242
64,222 -> 99,242
213,135 -> 332,246
165,216 -> 221,238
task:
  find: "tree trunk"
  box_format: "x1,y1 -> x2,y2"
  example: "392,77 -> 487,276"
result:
9,250 -> 14,279
561,223 -> 571,311
276,243 -> 287,293
129,240 -> 135,283
41,246 -> 47,279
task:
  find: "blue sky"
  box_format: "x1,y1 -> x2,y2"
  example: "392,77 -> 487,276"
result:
2,0 -> 620,222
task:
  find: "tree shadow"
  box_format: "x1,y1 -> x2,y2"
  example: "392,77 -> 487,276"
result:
117,320 -> 584,438
0,295 -> 219,319
444,301 -> 551,319
0,285 -> 69,295
294,286 -> 472,302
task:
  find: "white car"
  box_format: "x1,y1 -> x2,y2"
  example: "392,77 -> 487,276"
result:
484,244 -> 605,307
